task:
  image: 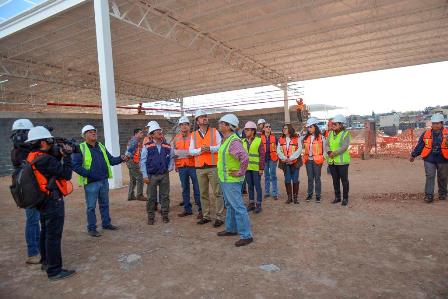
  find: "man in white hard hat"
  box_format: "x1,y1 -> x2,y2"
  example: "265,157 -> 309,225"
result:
124,128 -> 146,201
216,114 -> 253,247
25,126 -> 75,280
10,119 -> 42,265
72,125 -> 128,237
140,121 -> 174,224
189,109 -> 225,227
257,119 -> 266,134
173,116 -> 202,218
411,113 -> 448,203
325,114 -> 351,206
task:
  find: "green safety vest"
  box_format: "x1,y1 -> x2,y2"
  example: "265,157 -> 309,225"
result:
217,133 -> 246,183
243,136 -> 261,171
78,142 -> 113,185
327,130 -> 351,165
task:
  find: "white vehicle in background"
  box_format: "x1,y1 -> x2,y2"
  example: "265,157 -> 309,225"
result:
316,120 -> 328,132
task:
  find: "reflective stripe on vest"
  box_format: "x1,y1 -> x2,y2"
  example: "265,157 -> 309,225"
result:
421,128 -> 448,159
193,127 -> 219,167
243,136 -> 261,171
261,134 -> 278,161
327,130 -> 351,165
217,133 -> 245,183
27,151 -> 73,196
302,135 -> 324,165
174,133 -> 195,168
78,142 -> 112,186
279,136 -> 299,164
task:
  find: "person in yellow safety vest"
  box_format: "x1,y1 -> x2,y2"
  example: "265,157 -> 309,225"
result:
242,121 -> 266,213
189,109 -> 225,228
324,115 -> 352,206
302,117 -> 327,203
216,114 -> 253,247
125,128 -> 146,201
410,113 -> 448,203
72,125 -> 129,237
277,123 -> 303,204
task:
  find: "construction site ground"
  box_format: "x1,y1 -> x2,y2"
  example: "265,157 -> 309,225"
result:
0,158 -> 447,299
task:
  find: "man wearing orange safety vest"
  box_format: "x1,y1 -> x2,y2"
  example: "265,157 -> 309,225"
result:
189,109 -> 225,227
261,122 -> 279,200
296,98 -> 305,123
173,116 -> 202,218
411,113 -> 448,203
25,126 -> 75,281
125,128 -> 146,201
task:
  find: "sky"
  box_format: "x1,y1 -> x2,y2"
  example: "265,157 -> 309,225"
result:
0,0 -> 45,22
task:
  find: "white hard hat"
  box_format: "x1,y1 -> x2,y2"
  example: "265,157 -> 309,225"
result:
332,114 -> 347,124
219,114 -> 239,128
194,109 -> 207,119
145,121 -> 152,127
25,126 -> 53,143
257,119 -> 266,125
81,125 -> 96,135
431,113 -> 445,123
12,119 -> 33,131
306,117 -> 319,127
178,116 -> 190,125
148,121 -> 162,133
244,121 -> 257,130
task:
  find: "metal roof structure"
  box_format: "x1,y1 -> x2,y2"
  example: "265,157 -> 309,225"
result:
1,0 -> 448,112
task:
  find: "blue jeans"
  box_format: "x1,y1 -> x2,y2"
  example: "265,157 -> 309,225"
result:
220,182 -> 253,239
245,170 -> 262,204
284,164 -> 299,183
178,167 -> 202,213
84,179 -> 111,231
25,208 -> 40,257
264,160 -> 278,196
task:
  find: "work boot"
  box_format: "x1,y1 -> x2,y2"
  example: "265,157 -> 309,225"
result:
425,194 -> 434,203
247,202 -> 255,212
48,269 -> 76,281
26,255 -> 40,265
235,238 -> 253,247
177,211 -> 193,217
254,203 -> 262,214
293,182 -> 300,204
88,230 -> 101,237
316,196 -> 321,203
273,195 -> 279,201
306,194 -> 312,202
128,196 -> 136,201
285,183 -> 292,204
217,231 -> 238,237
439,195 -> 446,200
332,198 -> 341,204
341,198 -> 349,206
103,224 -> 119,230
162,215 -> 170,223
213,219 -> 224,228
136,195 -> 147,201
197,212 -> 203,220
197,218 -> 211,225
147,216 -> 155,225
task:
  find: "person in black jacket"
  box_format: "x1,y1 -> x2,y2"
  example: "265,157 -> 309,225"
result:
25,126 -> 75,281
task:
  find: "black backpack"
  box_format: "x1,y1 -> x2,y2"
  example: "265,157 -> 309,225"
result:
10,156 -> 47,209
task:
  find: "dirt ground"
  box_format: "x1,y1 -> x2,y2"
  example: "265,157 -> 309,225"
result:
0,158 -> 447,299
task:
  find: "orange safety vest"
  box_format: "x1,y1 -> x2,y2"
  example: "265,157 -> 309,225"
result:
421,128 -> 448,159
302,134 -> 324,165
261,134 -> 278,161
127,137 -> 143,163
193,127 -> 219,167
173,132 -> 195,168
26,152 -> 73,197
279,136 -> 299,164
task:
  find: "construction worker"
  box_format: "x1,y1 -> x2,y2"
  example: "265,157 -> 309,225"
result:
277,124 -> 302,204
324,120 -> 333,175
325,115 -> 352,206
25,126 -> 75,280
125,128 -> 146,201
72,125 -> 127,237
411,113 -> 448,203
10,119 -> 41,265
261,122 -> 279,200
140,121 -> 174,224
257,119 -> 266,134
216,114 -> 253,247
173,116 -> 202,218
302,117 -> 326,203
189,109 -> 225,228
296,98 -> 305,123
242,121 -> 265,213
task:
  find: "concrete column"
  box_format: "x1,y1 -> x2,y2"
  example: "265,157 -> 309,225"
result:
94,0 -> 122,188
283,83 -> 290,124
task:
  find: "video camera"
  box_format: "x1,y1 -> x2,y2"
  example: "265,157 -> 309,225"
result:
43,126 -> 81,158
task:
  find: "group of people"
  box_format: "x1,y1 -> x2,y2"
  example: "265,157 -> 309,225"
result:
9,110 -> 447,281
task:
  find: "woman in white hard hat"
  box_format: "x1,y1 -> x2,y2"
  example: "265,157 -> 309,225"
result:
277,123 -> 302,204
410,113 -> 448,202
216,114 -> 253,247
242,121 -> 265,213
325,114 -> 352,206
302,117 -> 326,203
